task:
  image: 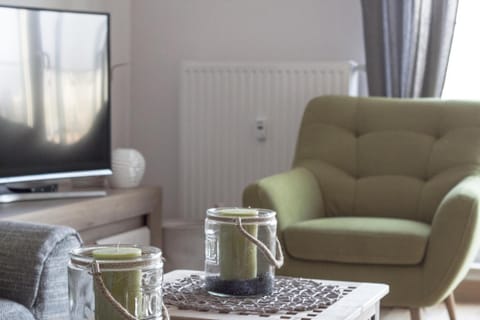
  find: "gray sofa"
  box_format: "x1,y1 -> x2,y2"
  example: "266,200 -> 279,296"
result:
0,221 -> 82,320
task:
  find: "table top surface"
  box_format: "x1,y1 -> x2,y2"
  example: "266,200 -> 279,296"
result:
163,269 -> 389,320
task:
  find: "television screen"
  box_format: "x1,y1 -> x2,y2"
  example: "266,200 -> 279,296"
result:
0,6 -> 111,185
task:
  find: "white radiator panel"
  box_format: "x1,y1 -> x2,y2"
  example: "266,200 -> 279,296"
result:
179,61 -> 359,220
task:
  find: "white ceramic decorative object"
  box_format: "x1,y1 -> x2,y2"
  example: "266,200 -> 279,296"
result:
109,148 -> 146,188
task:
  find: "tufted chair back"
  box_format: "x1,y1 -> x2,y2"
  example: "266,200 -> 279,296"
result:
293,96 -> 480,223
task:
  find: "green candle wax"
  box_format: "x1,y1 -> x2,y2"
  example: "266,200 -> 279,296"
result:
92,247 -> 142,320
93,247 -> 142,260
219,208 -> 258,280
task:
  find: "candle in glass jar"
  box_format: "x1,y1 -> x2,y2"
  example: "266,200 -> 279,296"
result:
218,208 -> 258,280
92,246 -> 142,320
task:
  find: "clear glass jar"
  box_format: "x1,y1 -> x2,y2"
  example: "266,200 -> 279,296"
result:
204,208 -> 283,296
69,244 -> 163,320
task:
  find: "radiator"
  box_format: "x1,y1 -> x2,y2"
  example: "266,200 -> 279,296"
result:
179,61 -> 359,220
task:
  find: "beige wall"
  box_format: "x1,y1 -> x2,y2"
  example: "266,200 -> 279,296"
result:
0,0 -> 132,149
131,0 -> 365,220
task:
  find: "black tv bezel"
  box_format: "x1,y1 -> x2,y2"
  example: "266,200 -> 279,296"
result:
0,4 -> 112,185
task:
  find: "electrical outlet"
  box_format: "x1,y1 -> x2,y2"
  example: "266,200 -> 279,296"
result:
255,118 -> 266,141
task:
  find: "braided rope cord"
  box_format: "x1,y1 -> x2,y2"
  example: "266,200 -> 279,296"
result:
234,217 -> 284,269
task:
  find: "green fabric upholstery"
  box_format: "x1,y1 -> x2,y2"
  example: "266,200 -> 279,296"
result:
284,217 -> 430,265
243,96 -> 480,308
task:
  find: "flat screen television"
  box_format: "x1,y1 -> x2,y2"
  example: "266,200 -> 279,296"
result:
0,5 -> 111,189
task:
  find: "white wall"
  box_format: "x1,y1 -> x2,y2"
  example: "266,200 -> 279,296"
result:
0,0 -> 132,149
0,1 -> 365,220
131,0 -> 365,220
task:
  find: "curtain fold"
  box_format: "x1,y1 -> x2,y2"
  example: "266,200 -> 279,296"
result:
361,0 -> 458,97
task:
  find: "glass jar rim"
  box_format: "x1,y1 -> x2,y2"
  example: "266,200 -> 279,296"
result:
70,244 -> 162,270
206,207 -> 276,222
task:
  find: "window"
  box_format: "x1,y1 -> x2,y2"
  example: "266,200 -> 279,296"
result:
442,0 -> 480,99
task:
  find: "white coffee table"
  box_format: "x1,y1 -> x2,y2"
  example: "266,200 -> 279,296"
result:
163,270 -> 389,320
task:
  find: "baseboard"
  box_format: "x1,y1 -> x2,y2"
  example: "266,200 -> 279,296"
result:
455,263 -> 480,303
455,280 -> 480,303
96,227 -> 151,246
162,220 -> 204,272
162,219 -> 203,229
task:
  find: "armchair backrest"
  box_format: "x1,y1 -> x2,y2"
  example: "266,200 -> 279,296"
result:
293,96 -> 480,223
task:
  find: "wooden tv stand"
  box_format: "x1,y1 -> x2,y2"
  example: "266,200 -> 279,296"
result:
0,186 -> 162,247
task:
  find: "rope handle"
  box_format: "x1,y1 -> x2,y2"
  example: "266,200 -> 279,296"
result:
91,261 -> 170,320
234,217 -> 284,269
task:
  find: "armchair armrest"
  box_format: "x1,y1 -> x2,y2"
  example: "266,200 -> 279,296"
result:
424,176 -> 480,304
243,167 -> 324,232
0,221 -> 82,319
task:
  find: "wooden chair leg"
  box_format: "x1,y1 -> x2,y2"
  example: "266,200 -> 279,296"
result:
445,293 -> 457,320
410,307 -> 422,320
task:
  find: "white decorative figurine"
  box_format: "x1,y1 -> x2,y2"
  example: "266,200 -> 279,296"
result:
109,148 -> 146,188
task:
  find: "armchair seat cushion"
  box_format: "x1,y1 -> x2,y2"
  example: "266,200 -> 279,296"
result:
284,217 -> 431,265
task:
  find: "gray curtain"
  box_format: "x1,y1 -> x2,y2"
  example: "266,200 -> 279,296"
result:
361,0 -> 458,97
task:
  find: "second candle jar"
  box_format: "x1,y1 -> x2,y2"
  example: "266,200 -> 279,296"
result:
69,244 -> 164,320
204,208 -> 278,296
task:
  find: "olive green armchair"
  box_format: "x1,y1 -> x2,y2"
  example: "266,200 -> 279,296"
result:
243,95 -> 480,320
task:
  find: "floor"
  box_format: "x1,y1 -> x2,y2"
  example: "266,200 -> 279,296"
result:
381,304 -> 480,319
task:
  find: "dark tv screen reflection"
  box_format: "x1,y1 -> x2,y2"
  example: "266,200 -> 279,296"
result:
0,6 -> 111,184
